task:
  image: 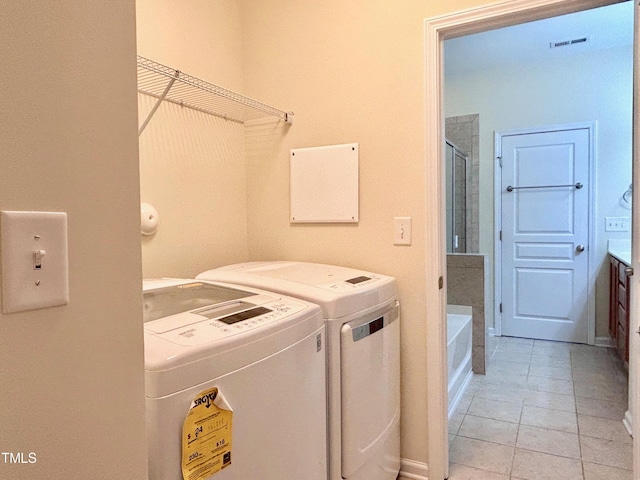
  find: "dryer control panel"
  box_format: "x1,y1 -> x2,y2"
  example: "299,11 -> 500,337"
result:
321,274 -> 383,292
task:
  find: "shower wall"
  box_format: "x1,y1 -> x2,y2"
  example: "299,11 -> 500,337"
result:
447,253 -> 488,374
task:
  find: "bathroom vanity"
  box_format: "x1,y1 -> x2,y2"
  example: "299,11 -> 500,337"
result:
609,245 -> 632,364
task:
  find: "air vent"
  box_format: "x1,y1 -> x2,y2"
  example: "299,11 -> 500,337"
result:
550,37 -> 589,49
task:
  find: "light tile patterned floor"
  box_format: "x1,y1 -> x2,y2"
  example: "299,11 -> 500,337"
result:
448,336 -> 632,480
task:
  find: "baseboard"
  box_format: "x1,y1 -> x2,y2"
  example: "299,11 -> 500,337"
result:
398,458 -> 429,480
595,336 -> 614,348
623,409 -> 633,437
488,332 -> 612,347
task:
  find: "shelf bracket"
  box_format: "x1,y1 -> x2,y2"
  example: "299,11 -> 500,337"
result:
138,69 -> 180,137
285,112 -> 294,125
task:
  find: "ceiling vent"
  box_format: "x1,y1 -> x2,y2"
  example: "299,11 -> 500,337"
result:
549,37 -> 589,48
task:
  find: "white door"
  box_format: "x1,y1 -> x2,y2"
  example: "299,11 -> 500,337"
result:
501,127 -> 590,342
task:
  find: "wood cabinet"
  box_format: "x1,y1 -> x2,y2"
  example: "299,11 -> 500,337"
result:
609,254 -> 631,364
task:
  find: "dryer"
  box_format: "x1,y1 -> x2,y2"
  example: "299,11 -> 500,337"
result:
196,262 -> 400,480
143,278 -> 327,480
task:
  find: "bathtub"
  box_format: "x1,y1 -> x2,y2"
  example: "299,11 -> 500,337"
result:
447,310 -> 473,418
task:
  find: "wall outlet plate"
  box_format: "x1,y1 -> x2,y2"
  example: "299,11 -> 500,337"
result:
1,211 -> 69,314
605,216 -> 630,232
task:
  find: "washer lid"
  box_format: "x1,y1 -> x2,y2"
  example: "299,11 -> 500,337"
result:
143,279 -> 324,396
197,262 -> 397,319
143,280 -> 256,323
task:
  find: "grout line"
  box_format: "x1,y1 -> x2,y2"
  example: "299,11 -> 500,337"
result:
450,338 -> 632,478
509,373 -> 526,479
571,348 -> 587,480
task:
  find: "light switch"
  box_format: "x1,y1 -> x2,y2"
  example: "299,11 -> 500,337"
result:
394,217 -> 412,246
1,211 -> 69,314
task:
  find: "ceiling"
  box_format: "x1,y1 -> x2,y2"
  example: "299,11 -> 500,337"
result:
444,1 -> 634,75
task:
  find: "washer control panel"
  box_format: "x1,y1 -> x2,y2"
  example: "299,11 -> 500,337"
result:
145,299 -> 306,347
142,281 -> 310,347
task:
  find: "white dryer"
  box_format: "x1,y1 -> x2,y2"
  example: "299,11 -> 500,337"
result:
143,278 -> 327,480
196,262 -> 400,480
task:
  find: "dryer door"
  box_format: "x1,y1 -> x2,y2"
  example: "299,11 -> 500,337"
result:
340,302 -> 400,479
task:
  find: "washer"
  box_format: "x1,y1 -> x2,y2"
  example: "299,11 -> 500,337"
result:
196,262 -> 400,480
143,278 -> 327,480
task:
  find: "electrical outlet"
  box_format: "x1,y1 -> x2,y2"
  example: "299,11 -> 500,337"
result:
605,216 -> 630,232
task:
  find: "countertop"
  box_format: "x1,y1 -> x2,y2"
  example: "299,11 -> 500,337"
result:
608,239 -> 631,266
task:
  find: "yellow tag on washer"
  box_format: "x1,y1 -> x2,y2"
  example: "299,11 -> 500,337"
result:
182,387 -> 233,480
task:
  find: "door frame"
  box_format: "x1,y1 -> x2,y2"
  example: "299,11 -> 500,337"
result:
424,1 -> 631,479
493,123 -> 596,344
630,0 -> 639,475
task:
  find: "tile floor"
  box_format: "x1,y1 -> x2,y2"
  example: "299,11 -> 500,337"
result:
448,336 -> 632,480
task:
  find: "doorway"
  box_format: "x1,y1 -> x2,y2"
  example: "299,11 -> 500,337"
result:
425,1 -> 636,479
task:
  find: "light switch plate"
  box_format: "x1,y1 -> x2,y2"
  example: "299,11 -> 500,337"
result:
1,211 -> 69,314
394,216 -> 412,245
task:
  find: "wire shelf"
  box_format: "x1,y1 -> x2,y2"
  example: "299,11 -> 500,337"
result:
137,55 -> 293,134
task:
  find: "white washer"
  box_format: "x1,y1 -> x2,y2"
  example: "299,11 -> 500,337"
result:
196,262 -> 400,480
143,278 -> 327,480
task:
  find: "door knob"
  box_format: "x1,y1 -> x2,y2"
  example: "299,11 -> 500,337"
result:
576,244 -> 585,252
625,267 -> 634,276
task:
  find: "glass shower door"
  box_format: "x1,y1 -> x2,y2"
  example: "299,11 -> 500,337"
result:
445,140 -> 468,253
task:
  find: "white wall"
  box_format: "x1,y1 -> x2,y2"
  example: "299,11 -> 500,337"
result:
136,0 -> 250,278
0,2 -> 147,479
445,45 -> 633,337
137,0 -> 436,466
238,0 -> 434,464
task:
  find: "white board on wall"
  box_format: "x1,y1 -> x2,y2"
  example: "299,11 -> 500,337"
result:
290,143 -> 359,223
